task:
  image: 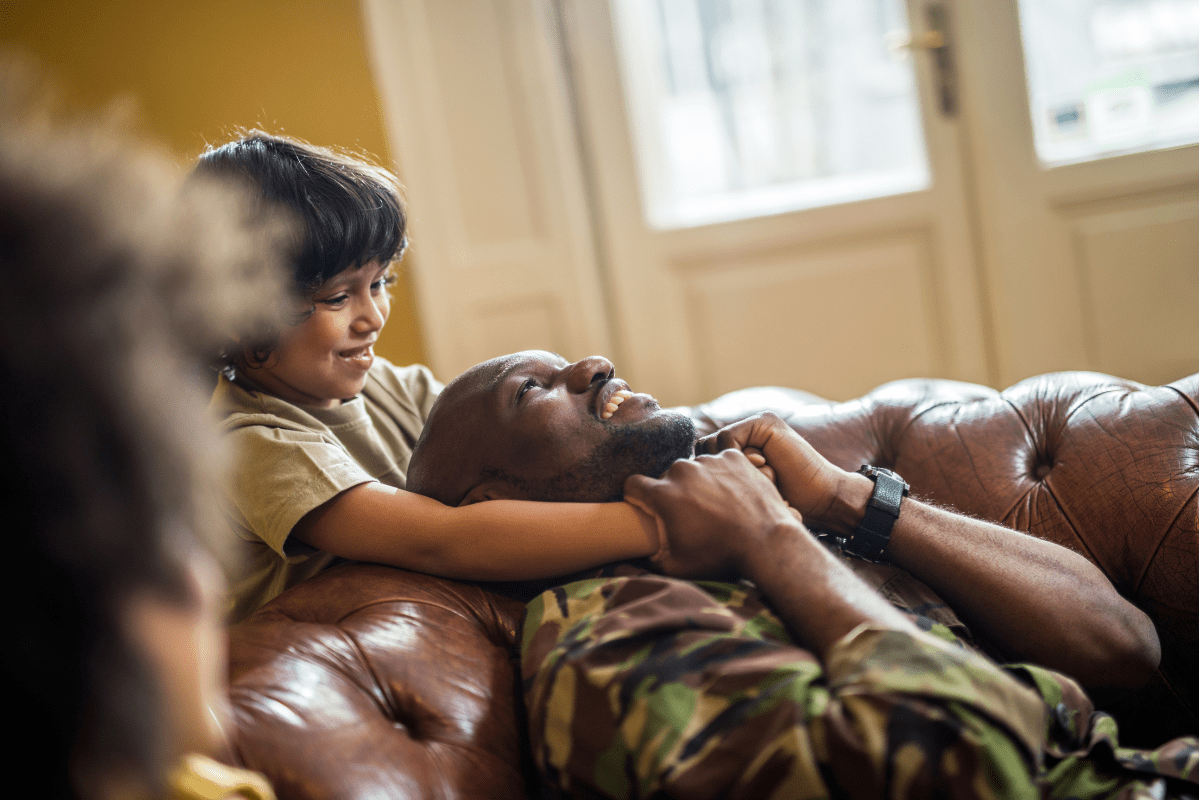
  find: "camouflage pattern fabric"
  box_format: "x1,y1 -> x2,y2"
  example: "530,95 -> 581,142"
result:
521,568 -> 1198,800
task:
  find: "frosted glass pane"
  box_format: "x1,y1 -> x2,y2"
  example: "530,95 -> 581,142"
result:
1018,0 -> 1199,167
611,0 -> 930,230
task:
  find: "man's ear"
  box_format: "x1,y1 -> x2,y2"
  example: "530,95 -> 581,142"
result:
459,478 -> 525,506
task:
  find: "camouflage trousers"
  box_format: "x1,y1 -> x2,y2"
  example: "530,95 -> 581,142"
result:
521,571 -> 1198,800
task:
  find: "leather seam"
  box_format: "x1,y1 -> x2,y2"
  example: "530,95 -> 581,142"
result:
333,596 -> 483,624
1061,386 -> 1126,426
1166,383 -> 1199,414
335,625 -> 399,725
1032,480 -> 1101,567
1131,485 -> 1197,596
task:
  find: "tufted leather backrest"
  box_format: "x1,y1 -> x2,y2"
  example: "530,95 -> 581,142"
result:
228,372 -> 1197,798
227,564 -> 530,799
691,371 -> 1198,742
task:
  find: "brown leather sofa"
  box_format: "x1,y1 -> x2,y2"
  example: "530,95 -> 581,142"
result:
226,371 -> 1198,799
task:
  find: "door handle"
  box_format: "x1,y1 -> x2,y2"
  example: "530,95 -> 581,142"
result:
888,3 -> 958,117
889,30 -> 946,51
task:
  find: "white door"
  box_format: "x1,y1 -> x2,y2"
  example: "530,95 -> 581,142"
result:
564,0 -> 996,404
363,0 -> 616,377
563,0 -> 1197,403
365,0 -> 1197,401
954,0 -> 1198,387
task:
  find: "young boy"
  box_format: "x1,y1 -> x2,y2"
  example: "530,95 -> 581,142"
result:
196,134 -> 662,622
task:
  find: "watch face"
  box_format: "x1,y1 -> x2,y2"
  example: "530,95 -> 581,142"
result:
859,465 -> 910,496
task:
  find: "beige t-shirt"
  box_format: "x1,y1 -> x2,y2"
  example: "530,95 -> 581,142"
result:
210,357 -> 442,622
169,753 -> 275,800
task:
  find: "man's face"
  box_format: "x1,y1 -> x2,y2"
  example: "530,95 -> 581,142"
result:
408,350 -> 696,505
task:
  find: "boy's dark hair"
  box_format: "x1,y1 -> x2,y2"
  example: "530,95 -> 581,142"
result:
193,132 -> 408,366
0,67 -> 286,798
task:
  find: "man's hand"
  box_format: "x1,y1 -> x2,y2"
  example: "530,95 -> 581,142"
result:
696,412 -> 871,535
625,449 -> 917,657
624,449 -> 801,579
698,415 -> 1160,694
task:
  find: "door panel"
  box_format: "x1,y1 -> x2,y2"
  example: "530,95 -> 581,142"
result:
565,0 -> 991,404
955,0 -> 1197,387
1066,190 -> 1199,384
679,230 -> 945,400
362,0 -> 612,378
364,0 -> 1196,397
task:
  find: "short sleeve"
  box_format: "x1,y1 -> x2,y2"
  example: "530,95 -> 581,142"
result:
223,424 -> 375,556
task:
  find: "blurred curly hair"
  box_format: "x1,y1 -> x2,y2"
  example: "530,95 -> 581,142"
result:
0,65 -> 288,799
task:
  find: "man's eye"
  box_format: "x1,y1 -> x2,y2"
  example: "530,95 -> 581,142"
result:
517,378 -> 538,400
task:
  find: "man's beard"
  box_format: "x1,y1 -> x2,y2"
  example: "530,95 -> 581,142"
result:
483,412 -> 697,503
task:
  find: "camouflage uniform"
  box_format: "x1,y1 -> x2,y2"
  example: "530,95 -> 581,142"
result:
521,561 -> 1197,800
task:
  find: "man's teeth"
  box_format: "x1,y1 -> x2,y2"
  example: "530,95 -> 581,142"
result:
601,390 -> 634,420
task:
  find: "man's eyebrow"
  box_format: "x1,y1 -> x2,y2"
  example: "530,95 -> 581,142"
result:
494,359 -> 523,386
490,353 -> 568,394
485,359 -> 527,399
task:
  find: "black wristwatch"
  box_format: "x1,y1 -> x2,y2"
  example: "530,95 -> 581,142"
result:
841,465 -> 909,561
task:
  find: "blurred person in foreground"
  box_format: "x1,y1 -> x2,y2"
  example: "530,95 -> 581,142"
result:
0,66 -> 280,800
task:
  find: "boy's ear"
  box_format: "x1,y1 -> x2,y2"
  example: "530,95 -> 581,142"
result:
459,478 -> 523,506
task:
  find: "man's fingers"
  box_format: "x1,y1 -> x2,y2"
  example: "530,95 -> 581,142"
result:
694,431 -> 720,456
623,472 -> 664,501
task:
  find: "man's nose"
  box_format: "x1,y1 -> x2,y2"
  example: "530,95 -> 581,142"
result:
565,355 -> 615,394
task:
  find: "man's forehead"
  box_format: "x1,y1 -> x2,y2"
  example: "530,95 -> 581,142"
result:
466,350 -> 568,393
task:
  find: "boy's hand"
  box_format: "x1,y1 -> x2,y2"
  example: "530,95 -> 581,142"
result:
695,412 -> 862,532
624,449 -> 803,579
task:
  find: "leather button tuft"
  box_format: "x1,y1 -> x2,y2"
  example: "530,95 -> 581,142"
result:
1035,463 -> 1053,480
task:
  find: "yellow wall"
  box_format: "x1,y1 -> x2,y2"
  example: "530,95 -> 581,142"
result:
1,0 -> 428,368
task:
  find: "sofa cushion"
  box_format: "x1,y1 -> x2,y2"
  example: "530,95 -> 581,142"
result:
227,564 -> 529,799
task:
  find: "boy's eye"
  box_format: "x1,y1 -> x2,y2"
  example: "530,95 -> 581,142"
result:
320,294 -> 349,306
372,275 -> 398,291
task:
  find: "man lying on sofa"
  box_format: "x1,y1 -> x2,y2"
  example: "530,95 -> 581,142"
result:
405,350 -> 1195,799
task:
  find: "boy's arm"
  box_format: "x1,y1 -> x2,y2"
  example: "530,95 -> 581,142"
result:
689,413 -> 1160,694
293,483 -> 659,581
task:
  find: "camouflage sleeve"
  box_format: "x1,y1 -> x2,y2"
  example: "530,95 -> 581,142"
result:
1003,663 -> 1198,797
522,573 -> 1048,800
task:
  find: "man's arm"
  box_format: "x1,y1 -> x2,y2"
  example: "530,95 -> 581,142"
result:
625,449 -> 915,657
692,413 -> 1160,695
611,453 -> 1047,798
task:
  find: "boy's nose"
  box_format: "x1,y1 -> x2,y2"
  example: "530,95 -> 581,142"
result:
354,296 -> 387,332
566,356 -> 615,394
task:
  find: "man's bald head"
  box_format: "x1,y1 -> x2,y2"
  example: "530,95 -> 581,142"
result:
406,351 -> 695,506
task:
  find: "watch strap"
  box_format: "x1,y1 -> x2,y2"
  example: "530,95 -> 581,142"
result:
842,466 -> 908,561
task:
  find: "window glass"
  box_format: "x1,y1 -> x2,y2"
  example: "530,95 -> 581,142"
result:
611,0 -> 930,229
1018,0 -> 1199,166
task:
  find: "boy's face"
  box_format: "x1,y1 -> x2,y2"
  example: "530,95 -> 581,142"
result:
245,261 -> 392,408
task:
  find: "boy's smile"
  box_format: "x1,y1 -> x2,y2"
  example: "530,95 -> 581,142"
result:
241,261 -> 393,408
